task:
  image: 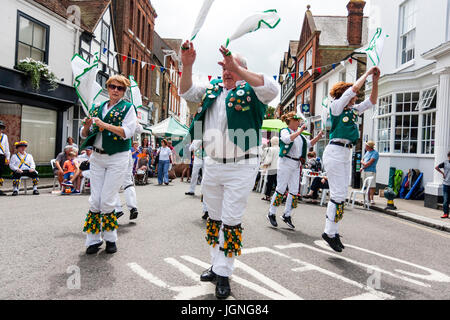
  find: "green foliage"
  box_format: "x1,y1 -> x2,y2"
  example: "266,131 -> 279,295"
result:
17,58 -> 59,91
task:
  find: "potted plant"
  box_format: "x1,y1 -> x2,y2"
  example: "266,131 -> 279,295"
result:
17,58 -> 59,91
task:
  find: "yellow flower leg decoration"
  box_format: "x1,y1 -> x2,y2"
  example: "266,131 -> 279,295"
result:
83,211 -> 101,234
206,218 -> 222,247
223,224 -> 243,257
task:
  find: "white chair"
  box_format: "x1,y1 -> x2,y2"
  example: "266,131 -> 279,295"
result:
300,171 -> 310,196
260,172 -> 268,194
347,176 -> 374,209
320,189 -> 330,206
50,159 -> 59,191
256,169 -> 267,193
20,176 -> 30,195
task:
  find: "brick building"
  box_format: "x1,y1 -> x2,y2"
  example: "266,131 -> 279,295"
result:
294,1 -> 368,119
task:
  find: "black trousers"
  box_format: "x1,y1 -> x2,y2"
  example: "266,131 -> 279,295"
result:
310,177 -> 329,199
0,154 -> 5,177
12,170 -> 39,180
265,174 -> 277,197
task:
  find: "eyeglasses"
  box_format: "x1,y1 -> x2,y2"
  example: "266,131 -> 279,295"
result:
108,84 -> 126,92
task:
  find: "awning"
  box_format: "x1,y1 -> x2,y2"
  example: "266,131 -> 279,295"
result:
148,116 -> 189,137
262,119 -> 312,136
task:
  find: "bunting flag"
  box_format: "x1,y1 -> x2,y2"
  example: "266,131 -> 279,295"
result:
273,75 -> 278,81
141,61 -> 146,69
131,58 -> 136,65
340,61 -> 346,67
208,75 -> 212,81
102,48 -> 107,54
225,9 -> 281,47
179,71 -> 182,77
151,65 -> 156,71
317,67 -> 322,74
290,72 -> 295,79
190,0 -> 216,41
332,64 -> 336,70
308,70 -> 313,76
348,58 -> 353,64
355,27 -> 387,66
129,75 -> 143,109
160,67 -> 165,73
122,55 -> 127,62
300,71 -> 304,78
71,52 -> 103,116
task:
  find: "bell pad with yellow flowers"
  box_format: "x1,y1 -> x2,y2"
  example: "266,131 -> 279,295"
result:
273,191 -> 284,207
206,218 -> 222,248
291,194 -> 299,209
223,224 -> 243,258
102,212 -> 119,232
331,199 -> 345,223
83,211 -> 102,234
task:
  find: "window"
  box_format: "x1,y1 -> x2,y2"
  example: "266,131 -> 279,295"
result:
137,10 -> 141,39
305,48 -> 312,70
323,81 -> 329,98
298,57 -> 304,74
21,105 -> 57,163
377,95 -> 392,153
394,113 -> 418,154
156,71 -> 160,96
399,0 -> 416,65
101,22 -> 110,54
129,1 -> 134,29
339,71 -> 346,82
418,87 -> 437,110
422,112 -> 436,155
16,12 -> 49,64
396,92 -> 420,113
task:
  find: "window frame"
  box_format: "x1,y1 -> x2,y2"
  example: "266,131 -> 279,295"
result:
398,0 -> 417,66
15,10 -> 50,66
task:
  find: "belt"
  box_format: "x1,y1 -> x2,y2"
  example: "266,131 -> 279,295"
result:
285,155 -> 301,162
330,141 -> 353,149
211,154 -> 259,164
93,147 -> 107,155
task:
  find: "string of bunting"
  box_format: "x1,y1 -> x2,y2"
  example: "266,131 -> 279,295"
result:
101,47 -> 356,83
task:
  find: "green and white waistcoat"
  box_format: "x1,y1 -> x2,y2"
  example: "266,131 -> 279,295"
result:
81,100 -> 133,155
329,108 -> 360,144
187,80 -> 268,152
279,128 -> 307,159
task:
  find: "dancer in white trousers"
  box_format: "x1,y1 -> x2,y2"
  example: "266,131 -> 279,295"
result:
185,140 -> 209,219
180,41 -> 278,299
115,150 -> 139,220
267,111 -> 323,229
321,66 -> 380,252
80,75 -> 137,255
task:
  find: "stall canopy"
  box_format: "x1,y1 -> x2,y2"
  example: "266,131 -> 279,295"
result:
262,119 -> 312,136
148,116 -> 189,137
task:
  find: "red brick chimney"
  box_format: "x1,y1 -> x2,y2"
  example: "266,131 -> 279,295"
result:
347,0 -> 366,46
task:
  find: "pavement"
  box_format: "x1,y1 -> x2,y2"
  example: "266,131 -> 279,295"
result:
1,178 -> 450,300
2,177 -> 448,233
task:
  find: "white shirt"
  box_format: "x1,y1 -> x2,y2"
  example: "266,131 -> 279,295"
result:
180,75 -> 279,162
190,140 -> 203,166
330,87 -> 374,145
0,133 -> 10,160
158,147 -> 172,161
280,128 -> 311,159
80,99 -> 137,151
9,152 -> 35,171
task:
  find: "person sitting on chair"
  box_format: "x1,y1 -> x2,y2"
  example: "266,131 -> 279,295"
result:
304,175 -> 329,202
9,141 -> 39,196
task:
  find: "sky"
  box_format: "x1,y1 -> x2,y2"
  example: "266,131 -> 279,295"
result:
151,0 -> 373,105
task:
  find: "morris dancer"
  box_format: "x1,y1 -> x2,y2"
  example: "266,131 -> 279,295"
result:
0,120 -> 10,196
267,112 -> 323,229
9,141 -> 39,196
321,66 -> 380,252
80,75 -> 137,255
180,41 -> 278,299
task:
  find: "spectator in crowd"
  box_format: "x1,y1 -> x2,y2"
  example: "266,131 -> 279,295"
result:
261,136 -> 279,201
0,120 -> 10,196
79,146 -> 93,180
435,151 -> 450,219
360,141 -> 379,205
65,137 -> 79,151
305,151 -> 321,172
9,141 -> 39,196
304,175 -> 329,202
136,149 -> 150,184
62,150 -> 81,194
141,137 -> 149,149
55,145 -> 77,186
131,141 -> 140,174
157,139 -> 172,185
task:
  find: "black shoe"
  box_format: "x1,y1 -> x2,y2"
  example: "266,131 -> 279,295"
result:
105,241 -> 117,254
215,276 -> 231,300
267,214 -> 278,227
281,215 -> 295,229
116,211 -> 124,219
86,241 -> 103,255
33,189 -> 39,195
335,233 -> 345,249
130,208 -> 138,220
185,192 -> 195,196
322,233 -> 342,253
0,190 -> 6,196
200,266 -> 217,282
202,211 -> 209,220
12,190 -> 18,196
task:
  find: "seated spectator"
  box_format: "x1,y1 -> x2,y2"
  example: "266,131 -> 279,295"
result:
79,146 -> 93,180
55,145 -> 77,185
65,136 -> 78,152
131,141 -> 140,174
62,150 -> 81,194
135,149 -> 150,184
304,176 -> 329,201
305,151 -> 321,172
9,141 -> 39,196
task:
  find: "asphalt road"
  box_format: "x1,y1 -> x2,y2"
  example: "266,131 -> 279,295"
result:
1,178 -> 450,300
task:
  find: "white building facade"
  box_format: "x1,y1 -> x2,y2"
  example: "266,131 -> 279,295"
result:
363,0 -> 450,208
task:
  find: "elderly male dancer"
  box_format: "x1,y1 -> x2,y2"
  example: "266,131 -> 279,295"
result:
180,41 -> 278,299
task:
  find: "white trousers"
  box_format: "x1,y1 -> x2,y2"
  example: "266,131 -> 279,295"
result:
269,157 -> 300,217
115,152 -> 137,212
85,151 -> 128,247
202,162 -> 259,277
189,163 -> 203,194
323,144 -> 352,237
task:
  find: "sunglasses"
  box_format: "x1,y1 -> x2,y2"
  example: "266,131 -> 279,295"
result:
108,84 -> 126,92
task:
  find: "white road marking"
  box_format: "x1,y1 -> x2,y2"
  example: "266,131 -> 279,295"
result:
343,292 -> 384,300
276,242 -> 430,287
127,262 -> 169,289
